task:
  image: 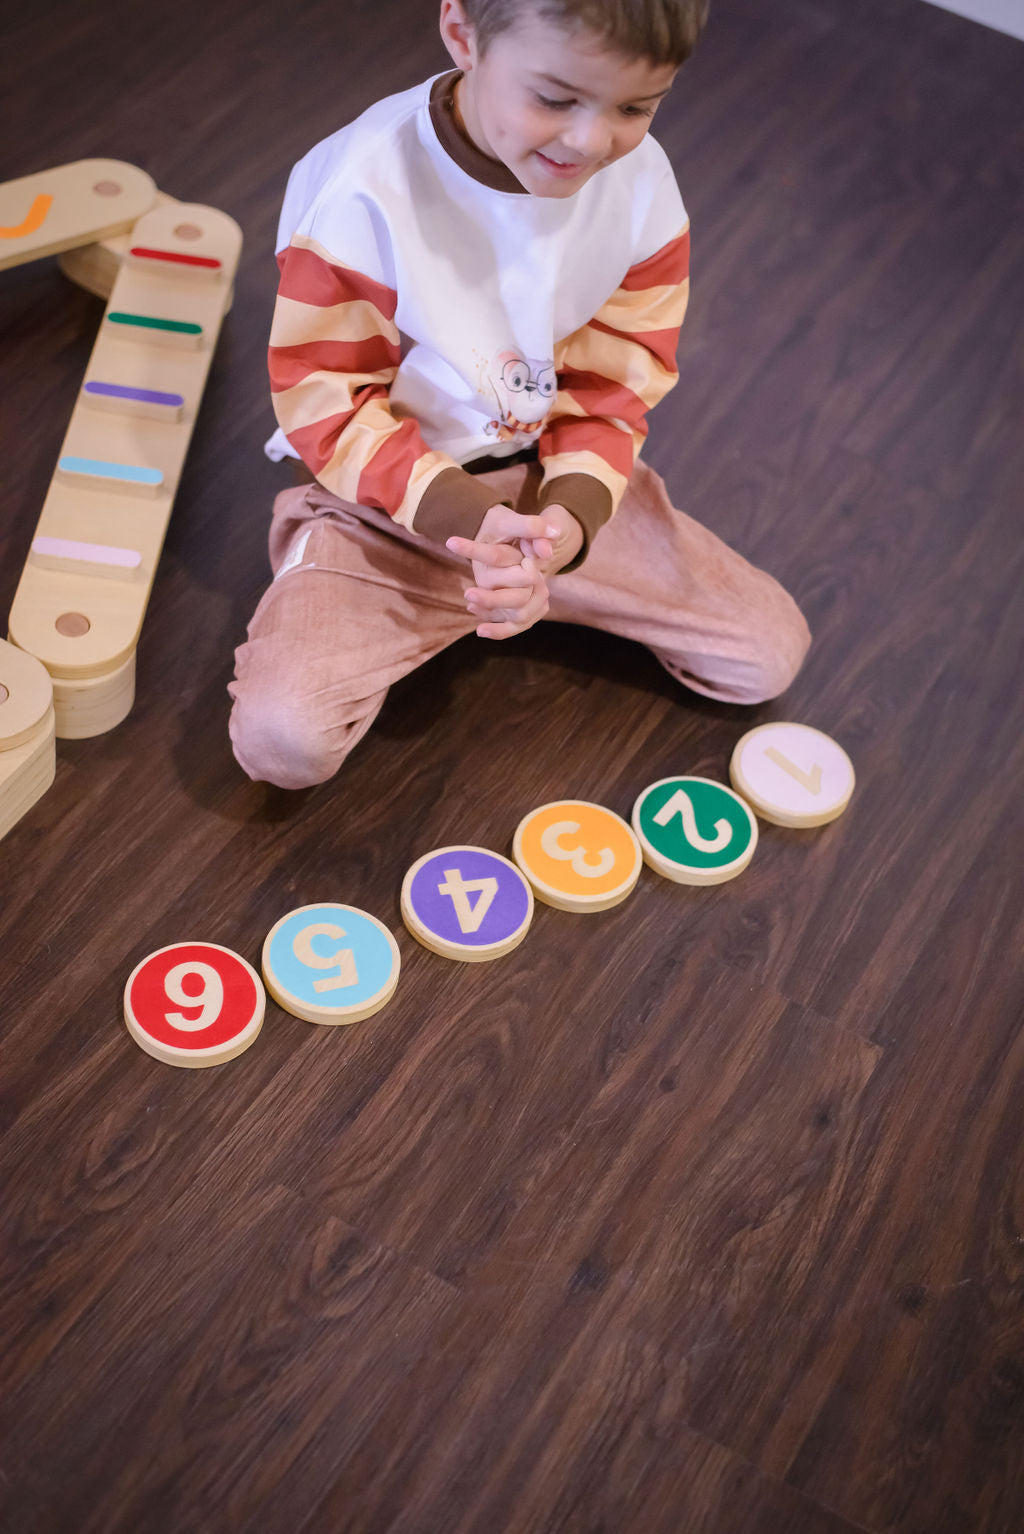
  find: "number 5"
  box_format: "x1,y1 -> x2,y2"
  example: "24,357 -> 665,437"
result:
292,923 -> 359,993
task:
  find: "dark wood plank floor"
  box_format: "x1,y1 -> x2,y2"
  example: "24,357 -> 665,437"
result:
2,0 -> 1022,1529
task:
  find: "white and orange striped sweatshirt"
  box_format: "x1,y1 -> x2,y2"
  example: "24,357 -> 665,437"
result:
267,70 -> 690,560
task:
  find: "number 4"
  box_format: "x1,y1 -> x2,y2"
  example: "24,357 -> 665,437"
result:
439,868 -> 498,933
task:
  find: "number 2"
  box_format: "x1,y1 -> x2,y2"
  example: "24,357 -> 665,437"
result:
652,790 -> 733,853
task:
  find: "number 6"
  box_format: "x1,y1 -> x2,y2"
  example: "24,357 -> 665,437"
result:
164,961 -> 224,1030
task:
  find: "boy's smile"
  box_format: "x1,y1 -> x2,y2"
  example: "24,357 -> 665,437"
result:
441,2 -> 677,197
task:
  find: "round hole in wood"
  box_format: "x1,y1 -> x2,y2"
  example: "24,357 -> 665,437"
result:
173,222 -> 204,241
93,179 -> 123,197
0,684 -> 9,705
56,612 -> 91,637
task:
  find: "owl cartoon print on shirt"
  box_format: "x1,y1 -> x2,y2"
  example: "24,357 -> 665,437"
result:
483,349 -> 556,442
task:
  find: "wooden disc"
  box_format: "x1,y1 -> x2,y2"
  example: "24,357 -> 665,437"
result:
124,942 -> 265,1067
631,776 -> 758,885
402,845 -> 534,961
0,640 -> 54,750
262,903 -> 401,1025
0,704 -> 56,843
730,722 -> 855,827
512,800 -> 642,912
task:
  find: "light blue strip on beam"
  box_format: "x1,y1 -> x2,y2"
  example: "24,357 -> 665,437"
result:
58,456 -> 164,488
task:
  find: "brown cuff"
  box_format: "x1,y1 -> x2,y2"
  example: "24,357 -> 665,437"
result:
412,466 -> 513,543
538,473 -> 614,571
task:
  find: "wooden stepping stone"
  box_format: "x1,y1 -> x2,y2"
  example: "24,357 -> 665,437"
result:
402,845 -> 533,960
124,942 -> 265,1067
632,776 -> 758,885
513,800 -> 642,913
730,722 -> 855,827
262,903 -> 401,1024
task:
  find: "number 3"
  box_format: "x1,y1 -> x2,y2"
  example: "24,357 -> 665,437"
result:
540,821 -> 615,879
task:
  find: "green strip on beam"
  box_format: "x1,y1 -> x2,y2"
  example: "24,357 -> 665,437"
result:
107,311 -> 203,337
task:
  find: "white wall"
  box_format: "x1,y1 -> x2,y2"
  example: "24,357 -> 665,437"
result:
921,0 -> 1024,41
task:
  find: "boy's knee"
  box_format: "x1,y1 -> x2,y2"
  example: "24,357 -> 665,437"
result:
746,594 -> 812,704
660,583 -> 811,706
229,685 -> 360,790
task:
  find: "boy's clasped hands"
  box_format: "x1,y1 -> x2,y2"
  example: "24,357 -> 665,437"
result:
446,503 -> 583,640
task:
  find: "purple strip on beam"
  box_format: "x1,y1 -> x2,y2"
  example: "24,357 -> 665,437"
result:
84,380 -> 185,409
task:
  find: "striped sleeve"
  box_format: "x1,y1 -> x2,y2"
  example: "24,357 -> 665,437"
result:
268,233 -> 501,536
537,224 -> 690,553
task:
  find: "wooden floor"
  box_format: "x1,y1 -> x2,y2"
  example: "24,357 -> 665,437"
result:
2,0 -> 1022,1529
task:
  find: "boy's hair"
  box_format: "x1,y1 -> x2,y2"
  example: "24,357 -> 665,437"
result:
462,0 -> 709,66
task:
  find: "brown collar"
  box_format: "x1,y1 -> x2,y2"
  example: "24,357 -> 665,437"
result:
429,71 -> 528,195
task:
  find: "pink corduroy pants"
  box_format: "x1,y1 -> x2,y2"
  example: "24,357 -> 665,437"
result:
228,457 -> 811,789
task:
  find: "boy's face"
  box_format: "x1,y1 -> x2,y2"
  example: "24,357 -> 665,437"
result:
441,2 -> 677,198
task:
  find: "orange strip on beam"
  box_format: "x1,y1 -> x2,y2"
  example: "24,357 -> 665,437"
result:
0,194 -> 54,239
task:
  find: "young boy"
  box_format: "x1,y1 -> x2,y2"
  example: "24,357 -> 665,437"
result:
229,0 -> 810,789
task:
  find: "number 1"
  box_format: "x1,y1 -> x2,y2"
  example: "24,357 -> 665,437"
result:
764,746 -> 823,795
